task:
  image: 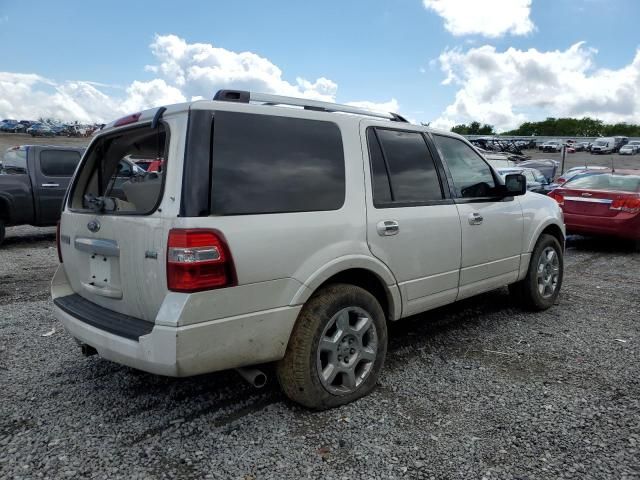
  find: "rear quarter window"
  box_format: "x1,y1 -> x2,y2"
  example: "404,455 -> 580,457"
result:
211,111 -> 345,215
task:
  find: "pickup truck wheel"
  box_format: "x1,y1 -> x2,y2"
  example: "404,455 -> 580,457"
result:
509,234 -> 563,311
276,283 -> 387,410
0,220 -> 5,246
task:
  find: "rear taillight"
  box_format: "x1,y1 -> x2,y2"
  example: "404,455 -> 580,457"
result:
56,221 -> 63,263
549,191 -> 564,206
167,229 -> 236,292
610,198 -> 640,214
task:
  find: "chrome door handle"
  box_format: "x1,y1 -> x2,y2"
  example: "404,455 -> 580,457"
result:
41,183 -> 60,188
377,220 -> 399,236
468,212 -> 483,225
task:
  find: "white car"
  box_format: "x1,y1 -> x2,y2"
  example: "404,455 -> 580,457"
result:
591,137 -> 615,154
619,141 -> 640,155
52,90 -> 566,409
540,141 -> 563,153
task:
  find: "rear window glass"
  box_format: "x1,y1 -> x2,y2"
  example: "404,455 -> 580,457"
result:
566,174 -> 640,192
1,148 -> 27,174
211,111 -> 345,215
40,150 -> 81,176
69,124 -> 168,214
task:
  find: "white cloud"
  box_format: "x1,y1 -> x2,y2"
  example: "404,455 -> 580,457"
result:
423,0 -> 534,37
346,98 -> 400,114
431,42 -> 640,131
0,34 -> 397,122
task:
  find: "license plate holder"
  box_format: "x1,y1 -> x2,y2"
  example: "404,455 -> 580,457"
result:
89,254 -> 112,287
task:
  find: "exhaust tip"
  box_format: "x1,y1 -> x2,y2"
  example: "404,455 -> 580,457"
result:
235,367 -> 268,389
253,372 -> 267,388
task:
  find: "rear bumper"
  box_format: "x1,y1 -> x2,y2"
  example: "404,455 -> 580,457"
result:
564,212 -> 640,240
51,266 -> 302,377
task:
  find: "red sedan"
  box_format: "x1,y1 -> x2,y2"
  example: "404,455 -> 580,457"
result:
548,170 -> 640,245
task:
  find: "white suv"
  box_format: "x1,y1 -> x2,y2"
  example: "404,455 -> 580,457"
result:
52,90 -> 565,409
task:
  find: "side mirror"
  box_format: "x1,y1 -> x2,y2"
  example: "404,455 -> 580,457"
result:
504,173 -> 527,196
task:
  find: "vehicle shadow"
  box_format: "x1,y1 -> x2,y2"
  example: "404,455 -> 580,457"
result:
58,287 -> 517,433
566,234 -> 638,253
3,230 -> 56,247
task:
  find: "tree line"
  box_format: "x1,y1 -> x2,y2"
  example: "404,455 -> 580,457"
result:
451,117 -> 640,137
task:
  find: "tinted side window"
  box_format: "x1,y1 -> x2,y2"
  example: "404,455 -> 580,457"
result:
40,150 -> 81,177
433,135 -> 496,198
211,112 -> 345,215
369,128 -> 443,205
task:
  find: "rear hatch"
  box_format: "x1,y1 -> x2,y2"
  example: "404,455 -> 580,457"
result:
59,119 -> 174,322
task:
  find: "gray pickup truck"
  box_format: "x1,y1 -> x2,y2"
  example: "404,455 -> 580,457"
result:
0,145 -> 85,245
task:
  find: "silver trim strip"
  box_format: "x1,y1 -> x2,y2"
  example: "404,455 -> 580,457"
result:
250,92 -> 395,120
74,238 -> 120,257
564,196 -> 613,204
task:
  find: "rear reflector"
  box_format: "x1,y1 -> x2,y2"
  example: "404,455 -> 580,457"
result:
167,229 -> 236,292
610,197 -> 640,213
56,221 -> 63,263
113,112 -> 142,127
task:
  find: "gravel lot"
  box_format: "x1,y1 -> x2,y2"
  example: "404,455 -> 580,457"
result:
1,133 -> 639,478
1,226 -> 639,479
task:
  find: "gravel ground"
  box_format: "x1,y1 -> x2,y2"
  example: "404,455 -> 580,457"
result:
1,226 -> 638,479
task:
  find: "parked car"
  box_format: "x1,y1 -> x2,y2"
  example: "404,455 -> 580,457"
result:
619,141 -> 640,155
475,148 -> 517,168
27,123 -> 56,137
548,170 -> 640,248
496,167 -> 551,194
51,90 -> 565,410
574,142 -> 591,152
518,159 -> 560,182
0,120 -> 27,133
541,141 -> 563,153
0,145 -> 85,245
553,166 -> 611,187
613,136 -> 629,153
590,137 -> 615,154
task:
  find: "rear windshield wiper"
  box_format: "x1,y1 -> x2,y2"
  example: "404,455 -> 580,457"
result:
84,193 -> 117,213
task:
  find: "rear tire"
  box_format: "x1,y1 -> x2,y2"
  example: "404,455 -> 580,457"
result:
276,283 -> 387,410
509,234 -> 563,311
0,220 -> 5,246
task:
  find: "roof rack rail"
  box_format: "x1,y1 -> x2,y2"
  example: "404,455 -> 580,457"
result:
213,89 -> 408,123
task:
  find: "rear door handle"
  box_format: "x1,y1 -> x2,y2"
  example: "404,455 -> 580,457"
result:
377,220 -> 399,236
41,183 -> 60,188
468,212 -> 483,225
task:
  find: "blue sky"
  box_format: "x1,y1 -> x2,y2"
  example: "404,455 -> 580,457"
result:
1,0 -> 639,130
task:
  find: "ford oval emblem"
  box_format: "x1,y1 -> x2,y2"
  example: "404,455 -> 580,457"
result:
87,219 -> 101,233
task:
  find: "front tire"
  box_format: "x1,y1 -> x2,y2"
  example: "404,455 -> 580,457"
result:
509,234 -> 563,311
276,283 -> 387,410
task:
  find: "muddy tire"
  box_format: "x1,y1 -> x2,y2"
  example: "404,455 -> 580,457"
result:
509,234 -> 564,311
276,283 -> 387,410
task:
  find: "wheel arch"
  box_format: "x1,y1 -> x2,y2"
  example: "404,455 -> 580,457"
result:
0,195 -> 12,224
291,255 -> 402,321
526,219 -> 565,253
